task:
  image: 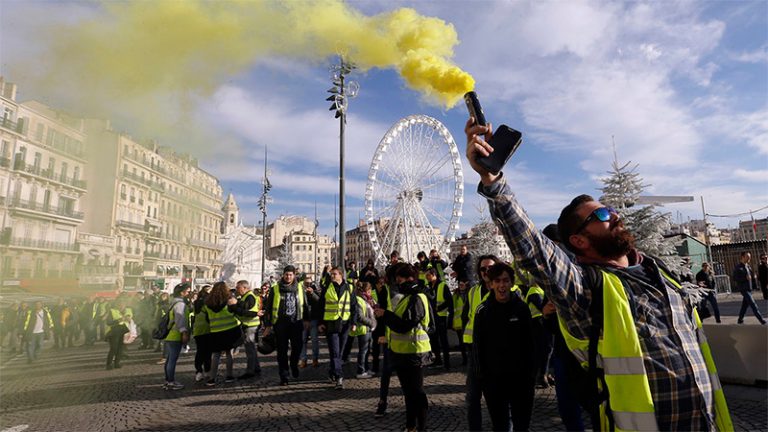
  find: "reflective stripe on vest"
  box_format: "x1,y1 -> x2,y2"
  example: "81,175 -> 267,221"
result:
525,285 -> 545,319
435,282 -> 449,317
271,283 -> 306,324
323,283 -> 351,321
560,268 -> 733,431
462,284 -> 489,344
207,305 -> 240,333
389,293 -> 431,354
239,291 -> 261,327
349,296 -> 370,337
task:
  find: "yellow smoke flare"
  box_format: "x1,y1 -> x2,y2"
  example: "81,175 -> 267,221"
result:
40,0 -> 474,111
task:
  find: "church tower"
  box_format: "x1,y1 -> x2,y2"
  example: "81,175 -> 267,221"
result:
223,193 -> 239,235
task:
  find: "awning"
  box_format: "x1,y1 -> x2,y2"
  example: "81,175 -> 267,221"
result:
196,266 -> 210,272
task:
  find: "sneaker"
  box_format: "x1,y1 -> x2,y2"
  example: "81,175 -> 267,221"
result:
224,376 -> 236,383
328,374 -> 337,384
374,402 -> 387,418
335,377 -> 344,390
299,360 -> 307,369
167,381 -> 184,390
195,372 -> 205,382
156,358 -> 166,365
356,371 -> 373,379
206,378 -> 217,386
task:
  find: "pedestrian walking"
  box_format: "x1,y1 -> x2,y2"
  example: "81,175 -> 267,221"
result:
192,285 -> 212,383
463,255 -> 502,431
733,252 -> 767,325
425,268 -> 452,370
23,301 -> 52,364
465,115 -> 733,430
345,282 -> 377,379
758,253 -> 768,300
205,282 -> 241,386
695,262 -> 722,323
318,266 -> 357,389
263,265 -> 310,386
375,262 -> 431,432
300,273 -> 322,369
231,280 -> 263,380
474,263 -> 536,431
105,298 -> 130,370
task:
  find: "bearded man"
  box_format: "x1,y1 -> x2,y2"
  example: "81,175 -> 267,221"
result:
465,116 -> 732,432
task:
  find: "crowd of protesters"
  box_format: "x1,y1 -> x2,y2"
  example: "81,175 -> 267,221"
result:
1,237 -> 756,431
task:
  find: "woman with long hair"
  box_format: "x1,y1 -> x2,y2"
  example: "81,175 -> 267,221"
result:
204,282 -> 241,385
192,285 -> 213,382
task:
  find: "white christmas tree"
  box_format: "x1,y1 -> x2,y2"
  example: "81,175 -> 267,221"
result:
599,149 -> 681,272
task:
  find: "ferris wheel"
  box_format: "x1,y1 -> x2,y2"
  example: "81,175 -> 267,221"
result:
364,115 -> 464,266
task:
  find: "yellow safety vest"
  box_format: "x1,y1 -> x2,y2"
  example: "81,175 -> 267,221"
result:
453,291 -> 465,330
525,285 -> 545,319
349,296 -> 370,337
463,284 -> 489,344
323,283 -> 351,321
24,309 -> 52,333
238,291 -> 261,327
271,282 -> 306,324
165,301 -> 190,341
389,293 -> 431,354
558,269 -> 733,432
434,281 -> 449,317
206,304 -> 240,333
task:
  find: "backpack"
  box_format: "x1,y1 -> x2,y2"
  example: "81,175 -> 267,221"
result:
151,301 -> 180,340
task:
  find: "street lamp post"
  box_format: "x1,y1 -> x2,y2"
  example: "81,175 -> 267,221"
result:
259,147 -> 272,283
327,56 -> 358,276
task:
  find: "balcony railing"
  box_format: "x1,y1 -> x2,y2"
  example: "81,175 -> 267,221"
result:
8,197 -> 84,221
115,219 -> 146,232
120,168 -> 164,191
11,160 -> 86,190
8,237 -> 79,252
0,117 -> 24,134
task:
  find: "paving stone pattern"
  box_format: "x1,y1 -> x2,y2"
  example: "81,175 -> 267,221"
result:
0,338 -> 765,431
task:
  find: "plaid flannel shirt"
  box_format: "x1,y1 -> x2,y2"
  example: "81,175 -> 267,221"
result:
479,175 -> 715,431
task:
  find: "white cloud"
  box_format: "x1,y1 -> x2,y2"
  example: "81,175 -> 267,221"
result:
734,168 -> 768,182
731,45 -> 768,64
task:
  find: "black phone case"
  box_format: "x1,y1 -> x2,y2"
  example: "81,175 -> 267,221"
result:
477,125 -> 522,175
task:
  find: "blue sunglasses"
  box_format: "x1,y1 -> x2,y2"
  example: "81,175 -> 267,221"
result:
576,206 -> 618,233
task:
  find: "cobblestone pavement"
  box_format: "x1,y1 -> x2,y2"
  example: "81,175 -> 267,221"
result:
0,338 -> 765,432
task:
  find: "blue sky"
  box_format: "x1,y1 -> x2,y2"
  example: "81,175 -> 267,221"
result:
2,0 -> 766,243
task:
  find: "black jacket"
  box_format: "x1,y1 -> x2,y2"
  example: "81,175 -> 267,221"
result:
473,293 -> 536,389
451,252 -> 473,283
382,281 -> 432,367
264,280 -> 310,325
318,279 -> 357,325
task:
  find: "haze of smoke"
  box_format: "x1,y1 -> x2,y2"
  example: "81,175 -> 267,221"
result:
24,0 -> 474,155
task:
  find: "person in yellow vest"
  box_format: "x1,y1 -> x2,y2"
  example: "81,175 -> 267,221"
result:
23,301 -> 52,364
162,283 -> 191,390
414,251 -> 430,286
203,282 -> 241,386
105,297 -> 130,370
524,282 -> 554,389
318,266 -> 357,390
425,268 -> 452,370
462,254 -> 502,432
374,262 -> 431,432
192,284 -> 213,383
452,281 -> 469,366
263,265 -> 310,386
346,282 -> 377,379
464,126 -> 733,431
370,276 -> 390,375
231,280 -> 263,380
428,249 -> 449,283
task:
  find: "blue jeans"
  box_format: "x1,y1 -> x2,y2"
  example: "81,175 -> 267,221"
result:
164,340 -> 183,383
326,321 -> 350,379
300,319 -> 319,362
738,289 -> 766,323
355,333 -> 371,374
26,333 -> 44,362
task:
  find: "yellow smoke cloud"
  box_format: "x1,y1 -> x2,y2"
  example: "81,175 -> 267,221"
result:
39,0 -> 474,113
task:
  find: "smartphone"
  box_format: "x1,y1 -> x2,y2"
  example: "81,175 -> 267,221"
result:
464,91 -> 523,175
